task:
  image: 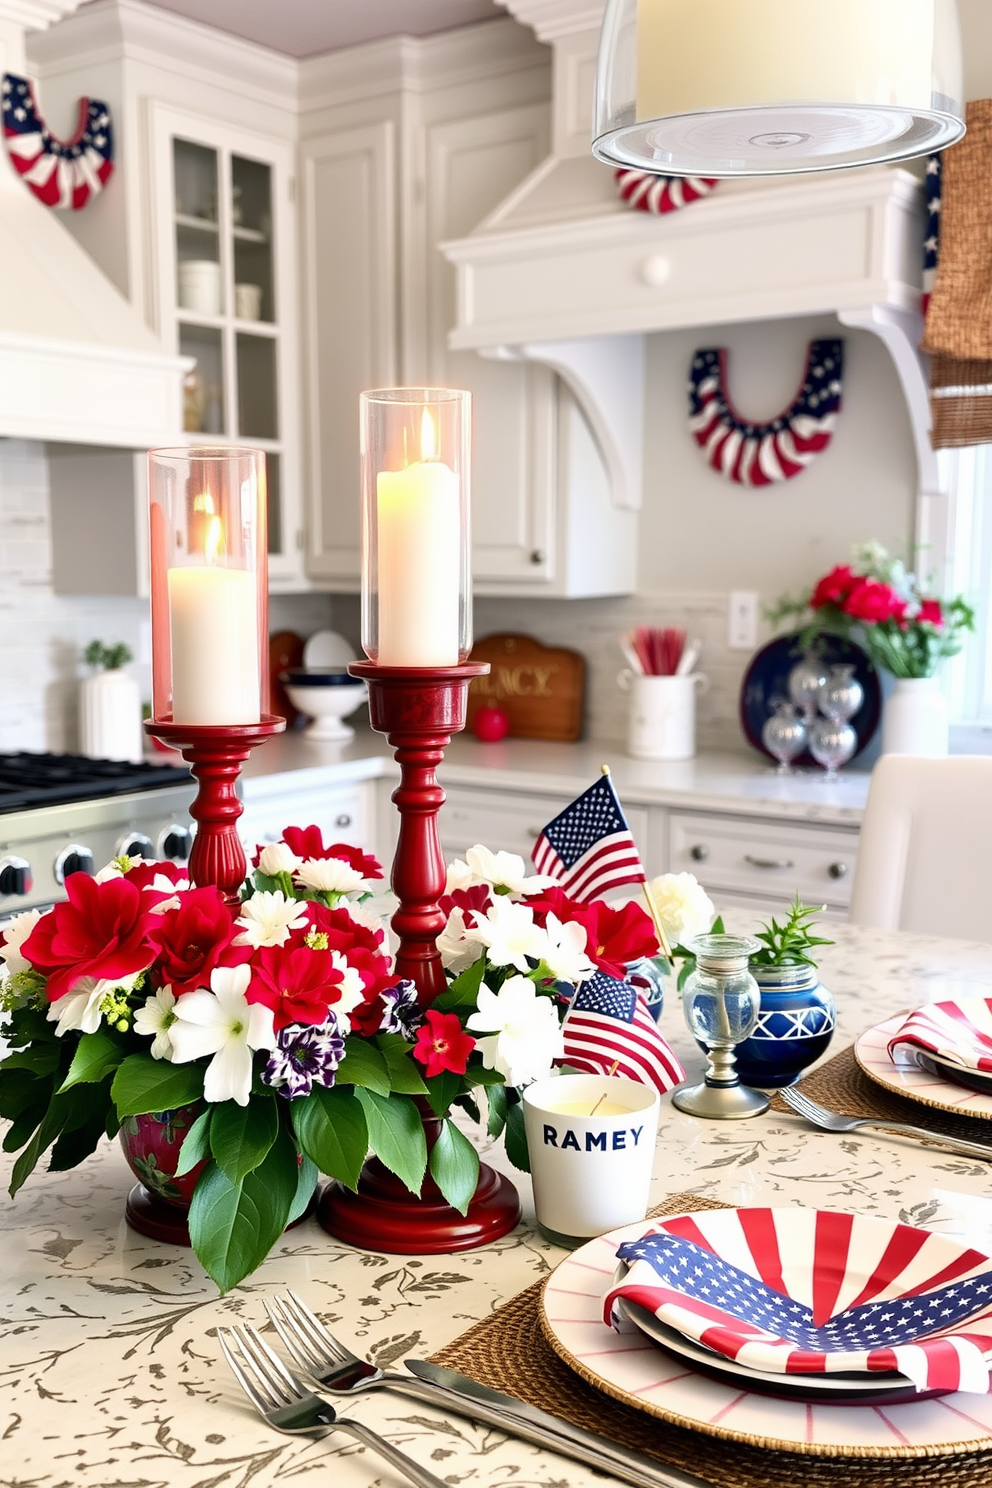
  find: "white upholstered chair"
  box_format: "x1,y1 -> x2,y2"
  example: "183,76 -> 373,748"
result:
849,755 -> 992,940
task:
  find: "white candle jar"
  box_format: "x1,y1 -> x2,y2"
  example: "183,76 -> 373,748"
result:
148,446 -> 268,727
360,388 -> 471,669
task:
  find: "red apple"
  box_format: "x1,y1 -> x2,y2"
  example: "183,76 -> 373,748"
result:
473,704 -> 510,742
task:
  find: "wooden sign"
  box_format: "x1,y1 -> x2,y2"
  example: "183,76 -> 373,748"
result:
467,633 -> 585,741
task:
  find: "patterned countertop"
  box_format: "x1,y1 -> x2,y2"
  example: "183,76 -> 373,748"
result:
4,920 -> 992,1487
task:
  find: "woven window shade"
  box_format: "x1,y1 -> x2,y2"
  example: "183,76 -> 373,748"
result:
921,100 -> 992,449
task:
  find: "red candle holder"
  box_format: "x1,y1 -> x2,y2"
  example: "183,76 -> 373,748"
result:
317,661 -> 522,1253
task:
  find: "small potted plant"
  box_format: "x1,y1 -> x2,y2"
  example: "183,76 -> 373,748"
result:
735,897 -> 835,1088
80,640 -> 143,764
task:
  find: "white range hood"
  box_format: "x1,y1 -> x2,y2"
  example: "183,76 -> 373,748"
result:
443,0 -> 941,539
0,0 -> 185,447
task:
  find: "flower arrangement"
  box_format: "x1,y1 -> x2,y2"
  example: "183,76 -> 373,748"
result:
770,541 -> 974,678
0,828 -> 688,1291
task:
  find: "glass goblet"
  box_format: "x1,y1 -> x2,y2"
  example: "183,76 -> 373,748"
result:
818,663 -> 864,724
761,700 -> 807,774
808,716 -> 857,779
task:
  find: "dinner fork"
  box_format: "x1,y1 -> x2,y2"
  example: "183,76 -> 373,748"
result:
217,1323 -> 448,1488
780,1084 -> 992,1161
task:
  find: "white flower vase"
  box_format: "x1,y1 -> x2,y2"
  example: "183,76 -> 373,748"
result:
80,668 -> 144,763
880,676 -> 949,757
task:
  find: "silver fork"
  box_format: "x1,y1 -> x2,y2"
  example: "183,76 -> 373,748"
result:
217,1323 -> 448,1488
264,1290 -> 708,1488
780,1084 -> 992,1160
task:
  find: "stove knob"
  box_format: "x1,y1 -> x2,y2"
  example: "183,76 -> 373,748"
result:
117,832 -> 154,861
0,855 -> 33,897
54,844 -> 96,885
158,824 -> 193,862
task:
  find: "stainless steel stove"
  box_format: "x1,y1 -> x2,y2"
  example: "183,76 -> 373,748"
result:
0,753 -> 195,913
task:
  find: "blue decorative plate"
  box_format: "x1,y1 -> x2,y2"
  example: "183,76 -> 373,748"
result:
739,632 -> 881,765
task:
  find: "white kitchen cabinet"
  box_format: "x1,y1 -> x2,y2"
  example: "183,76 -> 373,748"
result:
240,777 -> 375,858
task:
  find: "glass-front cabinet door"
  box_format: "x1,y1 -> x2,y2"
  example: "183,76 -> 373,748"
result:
150,106 -> 301,586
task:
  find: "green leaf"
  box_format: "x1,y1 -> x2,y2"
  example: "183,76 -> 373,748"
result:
377,1033 -> 428,1096
209,1096 -> 279,1185
355,1089 -> 426,1197
291,1085 -> 368,1192
463,1062 -> 504,1087
111,1054 -> 204,1118
429,1118 -> 480,1216
336,1038 -> 390,1096
431,956 -> 485,1012
8,1091 -> 72,1195
503,1098 -> 530,1173
287,1153 -> 319,1225
188,1127 -> 298,1292
48,1092 -> 113,1172
58,1029 -> 124,1092
0,1065 -> 51,1122
486,1081 -> 508,1139
0,1045 -> 61,1075
453,1092 -> 481,1124
175,1107 -> 213,1178
424,1068 -> 461,1118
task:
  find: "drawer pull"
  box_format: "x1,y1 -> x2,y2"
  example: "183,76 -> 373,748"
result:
690,844 -> 709,862
335,814 -> 353,829
744,854 -> 795,870
828,861 -> 849,880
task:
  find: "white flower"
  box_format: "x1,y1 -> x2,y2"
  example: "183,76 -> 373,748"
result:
437,905 -> 484,973
258,842 -> 302,877
234,889 -> 309,948
467,896 -> 549,974
646,872 -> 715,948
45,971 -> 141,1036
328,950 -> 367,1026
0,908 -> 42,974
463,845 -> 555,897
444,858 -> 476,895
294,857 -> 367,895
466,976 -> 564,1087
133,986 -> 178,1060
169,964 -> 276,1106
542,912 -> 595,984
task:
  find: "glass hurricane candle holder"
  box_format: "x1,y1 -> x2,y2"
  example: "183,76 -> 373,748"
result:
672,934 -> 769,1119
361,388 -> 471,668
148,446 -> 268,725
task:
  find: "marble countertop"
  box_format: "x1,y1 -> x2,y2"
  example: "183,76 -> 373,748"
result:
5,920 -> 992,1486
242,729 -> 870,826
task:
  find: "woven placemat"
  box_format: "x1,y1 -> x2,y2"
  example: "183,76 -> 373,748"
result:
768,1041 -> 992,1145
430,1191 -> 992,1488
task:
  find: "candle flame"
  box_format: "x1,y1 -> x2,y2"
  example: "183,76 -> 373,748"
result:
420,407 -> 436,462
193,492 -> 215,515
204,514 -> 223,565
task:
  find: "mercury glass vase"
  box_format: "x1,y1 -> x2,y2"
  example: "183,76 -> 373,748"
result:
761,700 -> 807,773
808,716 -> 857,778
817,664 -> 864,724
787,654 -> 828,720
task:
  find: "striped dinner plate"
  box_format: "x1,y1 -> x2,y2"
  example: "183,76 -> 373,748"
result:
856,1014 -> 992,1118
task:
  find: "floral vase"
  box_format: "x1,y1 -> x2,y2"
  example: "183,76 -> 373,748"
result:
733,964 -> 835,1089
881,676 -> 949,757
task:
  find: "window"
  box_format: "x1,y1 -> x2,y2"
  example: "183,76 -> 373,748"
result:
944,444 -> 992,726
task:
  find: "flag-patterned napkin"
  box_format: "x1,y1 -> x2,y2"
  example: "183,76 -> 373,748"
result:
603,1207 -> 992,1394
888,997 -> 992,1075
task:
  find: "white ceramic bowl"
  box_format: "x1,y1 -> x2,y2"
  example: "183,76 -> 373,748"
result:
282,669 -> 367,742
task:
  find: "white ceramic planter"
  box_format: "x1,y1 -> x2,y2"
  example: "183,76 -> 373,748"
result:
80,669 -> 144,763
880,676 -> 949,757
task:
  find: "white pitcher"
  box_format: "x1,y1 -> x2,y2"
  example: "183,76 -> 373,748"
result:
881,676 -> 949,757
618,670 -> 709,761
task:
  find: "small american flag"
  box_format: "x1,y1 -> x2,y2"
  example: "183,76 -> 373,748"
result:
604,1209 -> 992,1395
531,773 -> 645,904
561,972 -> 684,1096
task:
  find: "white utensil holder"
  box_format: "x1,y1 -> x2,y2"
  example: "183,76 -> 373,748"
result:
80,669 -> 144,764
618,670 -> 709,761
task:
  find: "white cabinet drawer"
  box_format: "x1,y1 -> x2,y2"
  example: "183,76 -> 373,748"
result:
441,784 -> 650,868
668,811 -> 857,908
241,781 -> 373,854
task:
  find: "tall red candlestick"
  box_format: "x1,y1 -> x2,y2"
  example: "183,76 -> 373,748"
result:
317,661 -> 522,1253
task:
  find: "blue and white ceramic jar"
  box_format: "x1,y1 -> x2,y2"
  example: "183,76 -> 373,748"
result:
734,962 -> 835,1088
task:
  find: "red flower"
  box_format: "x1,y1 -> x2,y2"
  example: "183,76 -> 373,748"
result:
296,902 -> 398,1032
576,899 -> 659,978
412,1009 -> 475,1078
842,578 -> 907,625
248,945 -> 349,1031
810,564 -> 857,609
523,884 -> 587,929
439,883 -> 493,920
23,874 -> 156,1001
919,598 -> 944,627
148,886 -> 248,995
122,858 -> 187,908
281,825 -> 383,879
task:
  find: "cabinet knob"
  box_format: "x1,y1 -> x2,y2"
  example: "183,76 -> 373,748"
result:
530,549 -> 545,565
744,854 -> 795,870
828,861 -> 849,880
335,813 -> 352,828
54,844 -> 95,885
0,855 -> 32,897
690,844 -> 709,862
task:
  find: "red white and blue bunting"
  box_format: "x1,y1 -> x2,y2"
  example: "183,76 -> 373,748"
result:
615,168 -> 717,215
688,340 -> 844,486
2,73 -> 114,210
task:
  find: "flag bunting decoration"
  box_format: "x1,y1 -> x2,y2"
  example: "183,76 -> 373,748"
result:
615,167 -> 718,215
604,1209 -> 992,1395
2,74 -> 114,211
688,340 -> 843,487
888,996 -> 992,1075
531,772 -> 646,903
561,971 -> 685,1095
923,152 -> 942,317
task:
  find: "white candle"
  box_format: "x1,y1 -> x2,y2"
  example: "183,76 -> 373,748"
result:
376,411 -> 461,667
168,563 -> 260,725
636,0 -> 935,121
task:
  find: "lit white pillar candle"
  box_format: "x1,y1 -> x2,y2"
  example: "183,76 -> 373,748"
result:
376,409 -> 461,667
168,515 -> 260,724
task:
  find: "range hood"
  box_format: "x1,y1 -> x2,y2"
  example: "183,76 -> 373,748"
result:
0,0 -> 185,447
443,0 -> 942,550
